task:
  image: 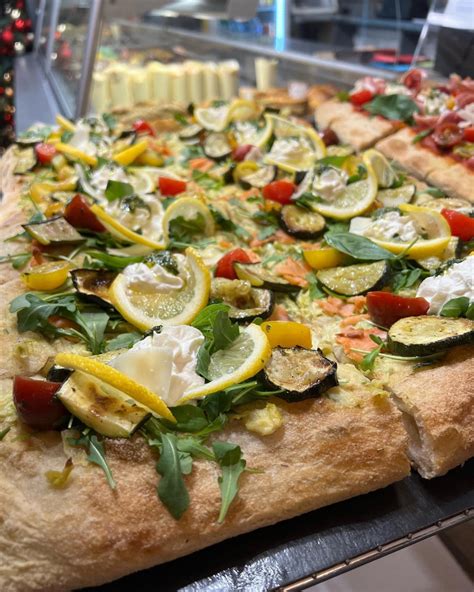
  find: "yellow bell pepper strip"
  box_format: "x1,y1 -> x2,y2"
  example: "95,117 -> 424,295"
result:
303,247 -> 346,270
261,321 -> 312,349
22,261 -> 71,291
55,114 -> 76,132
135,149 -> 164,167
55,142 -> 98,167
113,140 -> 148,167
30,178 -> 78,204
54,353 -> 176,422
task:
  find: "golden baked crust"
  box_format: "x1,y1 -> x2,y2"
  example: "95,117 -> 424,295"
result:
389,346 -> 474,478
0,394 -> 409,592
427,164 -> 474,204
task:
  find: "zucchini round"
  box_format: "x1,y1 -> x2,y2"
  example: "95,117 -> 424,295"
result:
71,269 -> 116,307
239,165 -> 276,189
234,262 -> 298,292
203,133 -> 232,160
14,146 -> 37,174
376,184 -> 415,208
23,216 -> 84,246
264,347 -> 337,402
316,261 -> 390,296
210,278 -> 274,322
280,205 -> 325,239
387,316 -> 474,357
178,123 -> 203,141
293,169 -> 314,199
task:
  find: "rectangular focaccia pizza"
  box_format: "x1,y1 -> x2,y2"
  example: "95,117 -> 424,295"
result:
0,95 -> 472,590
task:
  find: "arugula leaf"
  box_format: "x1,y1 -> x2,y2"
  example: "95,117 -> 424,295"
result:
102,113 -> 117,130
213,442 -> 246,523
168,406 -> 209,432
359,334 -> 385,372
423,187 -> 445,198
209,205 -> 250,240
17,125 -> 53,142
174,112 -> 189,125
325,220 -> 350,234
105,331 -> 142,351
0,426 -> 11,441
191,303 -> 231,338
306,273 -> 326,299
317,155 -> 349,168
199,390 -> 234,421
68,432 -> 116,489
365,94 -> 419,123
294,192 -> 321,210
390,267 -> 425,293
168,213 -> 206,243
347,164 -> 367,184
84,250 -> 143,270
412,129 -> 433,144
145,250 -> 179,275
325,232 -> 395,261
213,310 -> 240,350
440,297 -> 471,318
181,144 -> 205,162
156,433 -> 190,520
177,436 -> 215,461
104,180 -> 134,202
0,252 -> 32,269
336,90 -> 350,102
192,169 -> 223,191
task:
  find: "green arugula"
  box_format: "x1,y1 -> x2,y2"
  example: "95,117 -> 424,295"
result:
192,169 -> 223,191
0,252 -> 32,269
17,125 -> 53,142
104,180 -> 134,202
423,187 -> 445,198
156,433 -> 190,520
365,94 -> 419,123
359,334 -> 385,371
347,164 -> 367,184
84,251 -> 143,270
325,232 -> 395,261
390,267 -> 426,293
105,331 -> 142,351
317,155 -> 349,168
181,144 -> 205,162
102,113 -> 117,130
168,213 -> 206,243
336,90 -> 350,102
68,431 -> 116,489
440,297 -> 474,319
174,112 -> 189,125
0,426 -> 11,441
412,129 -> 433,144
213,442 -> 246,523
294,191 -> 321,210
252,209 -> 279,240
306,273 -> 326,299
145,250 -> 179,275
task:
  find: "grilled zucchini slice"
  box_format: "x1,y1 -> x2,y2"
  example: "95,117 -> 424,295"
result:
14,146 -> 37,174
211,278 -> 274,322
57,370 -> 150,438
178,123 -> 203,141
264,347 -> 337,402
234,262 -> 298,292
376,184 -> 415,207
317,260 -> 390,296
203,132 -> 232,160
71,269 -> 116,307
387,316 -> 474,357
23,216 -> 84,245
239,164 -> 276,189
280,205 -> 325,239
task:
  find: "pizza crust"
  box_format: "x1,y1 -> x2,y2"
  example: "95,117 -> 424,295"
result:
315,99 -> 395,150
426,164 -> 474,204
389,346 -> 474,479
0,394 -> 410,591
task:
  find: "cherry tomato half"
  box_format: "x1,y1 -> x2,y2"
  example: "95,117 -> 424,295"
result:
215,248 -> 252,280
158,176 -> 187,196
262,180 -> 295,205
463,127 -> 474,143
320,128 -> 339,146
402,68 -> 426,92
366,291 -> 430,328
35,142 -> 57,165
349,89 -> 374,106
64,194 -> 105,232
433,122 -> 463,148
13,376 -> 68,430
232,144 -> 255,162
133,119 -> 155,137
441,208 -> 474,241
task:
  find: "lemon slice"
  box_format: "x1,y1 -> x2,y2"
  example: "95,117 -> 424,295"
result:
179,324 -> 271,403
128,169 -> 156,194
228,99 -> 260,122
54,353 -> 175,422
162,196 -> 215,243
368,204 -> 452,258
22,261 -> 70,291
90,204 -> 165,250
109,247 -> 210,330
364,149 -> 397,188
232,118 -> 273,149
311,152 -> 378,220
264,113 -> 326,157
194,104 -> 230,132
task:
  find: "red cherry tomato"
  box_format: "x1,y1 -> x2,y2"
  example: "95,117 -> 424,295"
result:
366,292 -> 430,328
320,128 -> 339,146
432,122 -> 463,148
215,248 -> 252,280
132,119 -> 155,136
262,180 -> 295,205
13,376 -> 67,430
349,89 -> 374,106
64,194 -> 105,232
462,127 -> 474,142
441,208 -> 474,241
35,142 -> 57,165
158,176 -> 187,196
402,68 -> 426,92
232,144 -> 254,162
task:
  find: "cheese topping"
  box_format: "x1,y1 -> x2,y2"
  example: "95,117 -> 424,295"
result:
90,164 -> 130,193
109,326 -> 205,406
123,261 -> 184,293
69,122 -> 98,156
105,194 -> 164,238
363,211 -> 418,242
416,257 -> 474,314
313,167 -> 348,202
458,103 -> 474,128
418,89 -> 449,116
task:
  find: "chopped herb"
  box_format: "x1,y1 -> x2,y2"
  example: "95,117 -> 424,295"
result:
168,213 -> 207,243
119,195 -> 150,214
174,112 -> 189,125
181,144 -> 205,162
412,129 -> 433,144
191,169 -> 223,191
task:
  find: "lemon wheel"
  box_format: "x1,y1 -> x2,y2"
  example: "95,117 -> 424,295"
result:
162,197 -> 215,244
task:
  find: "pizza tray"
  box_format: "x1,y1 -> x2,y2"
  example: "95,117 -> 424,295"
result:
87,459 -> 473,592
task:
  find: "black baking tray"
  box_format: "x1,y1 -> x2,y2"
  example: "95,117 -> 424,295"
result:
87,458 -> 473,592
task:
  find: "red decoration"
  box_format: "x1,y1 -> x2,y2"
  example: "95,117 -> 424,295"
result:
1,29 -> 14,45
14,18 -> 26,32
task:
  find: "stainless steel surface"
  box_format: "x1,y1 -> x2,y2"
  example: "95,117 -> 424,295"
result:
76,0 -> 105,117
278,510 -> 473,592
